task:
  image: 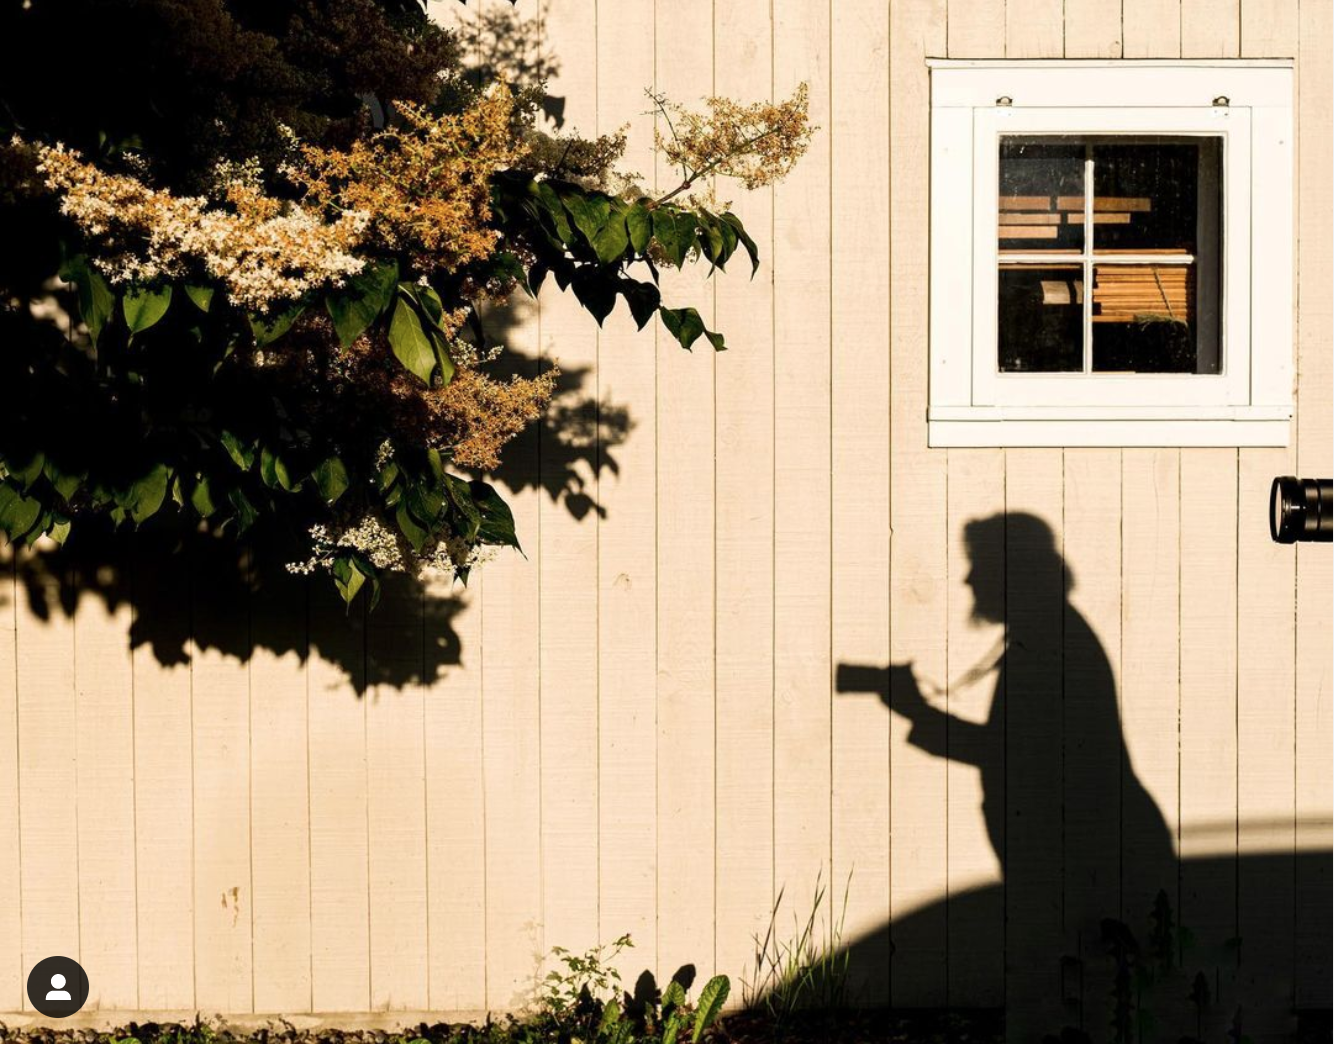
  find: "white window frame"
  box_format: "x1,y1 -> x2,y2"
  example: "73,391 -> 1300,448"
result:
928,60 -> 1294,448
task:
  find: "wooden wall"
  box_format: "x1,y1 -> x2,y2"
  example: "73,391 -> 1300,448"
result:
0,0 -> 1328,1036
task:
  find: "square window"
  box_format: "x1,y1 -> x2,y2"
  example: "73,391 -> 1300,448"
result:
997,136 -> 1221,376
928,61 -> 1294,447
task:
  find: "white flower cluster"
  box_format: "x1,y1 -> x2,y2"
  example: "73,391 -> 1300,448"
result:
35,141 -> 369,312
288,516 -> 402,575
287,514 -> 498,583
421,535 -> 499,578
448,336 -> 504,369
210,156 -> 265,193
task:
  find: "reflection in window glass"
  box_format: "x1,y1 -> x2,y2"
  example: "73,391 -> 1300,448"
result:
1091,140 -> 1220,253
996,135 -> 1222,376
1092,264 -> 1207,373
998,139 -> 1084,254
999,265 -> 1083,372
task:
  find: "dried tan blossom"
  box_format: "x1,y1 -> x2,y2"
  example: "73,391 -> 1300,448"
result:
34,141 -> 368,311
428,364 -> 558,471
288,87 -> 525,272
273,315 -> 556,477
652,83 -> 814,199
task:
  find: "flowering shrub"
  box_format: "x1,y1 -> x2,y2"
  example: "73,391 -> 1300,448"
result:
36,142 -> 370,311
0,0 -> 812,607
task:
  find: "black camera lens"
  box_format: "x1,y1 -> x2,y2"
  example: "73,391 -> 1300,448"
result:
1270,476 -> 1332,544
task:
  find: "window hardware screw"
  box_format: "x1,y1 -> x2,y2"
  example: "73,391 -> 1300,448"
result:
996,96 -> 1013,106
1213,95 -> 1230,106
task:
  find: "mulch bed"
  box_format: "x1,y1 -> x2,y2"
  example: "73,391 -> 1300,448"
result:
5,1008 -> 1331,1044
0,1011 -> 1000,1044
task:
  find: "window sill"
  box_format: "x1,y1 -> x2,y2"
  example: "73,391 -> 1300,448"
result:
927,406 -> 1292,448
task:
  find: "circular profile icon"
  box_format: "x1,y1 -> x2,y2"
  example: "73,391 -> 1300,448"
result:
25,956 -> 89,1017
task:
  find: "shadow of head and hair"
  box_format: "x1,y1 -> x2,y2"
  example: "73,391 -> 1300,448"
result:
828,511 -> 1327,1040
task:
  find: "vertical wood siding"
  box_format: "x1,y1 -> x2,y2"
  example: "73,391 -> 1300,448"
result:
0,0 -> 1327,1029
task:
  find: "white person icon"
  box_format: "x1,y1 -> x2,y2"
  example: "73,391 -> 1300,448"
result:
26,955 -> 89,1017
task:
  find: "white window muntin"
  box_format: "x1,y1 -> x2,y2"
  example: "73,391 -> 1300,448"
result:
970,106 -> 1251,410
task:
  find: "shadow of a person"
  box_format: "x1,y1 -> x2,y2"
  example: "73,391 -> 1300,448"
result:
837,512 -> 1177,1037
890,513 -> 1173,887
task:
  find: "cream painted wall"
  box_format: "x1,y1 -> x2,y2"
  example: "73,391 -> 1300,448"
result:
0,0 -> 1328,1034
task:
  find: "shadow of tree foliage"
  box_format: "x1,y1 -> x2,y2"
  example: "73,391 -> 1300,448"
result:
2,291 -> 630,697
0,514 -> 468,698
485,341 -> 635,524
454,0 -> 566,128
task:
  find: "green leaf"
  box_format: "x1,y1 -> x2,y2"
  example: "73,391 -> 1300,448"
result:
395,502 -> 429,553
525,260 -> 549,296
260,446 -> 296,491
47,462 -> 83,502
406,483 -> 444,526
697,212 -> 725,265
720,212 -> 760,276
249,303 -> 304,347
444,473 -> 481,542
598,1000 -> 622,1036
122,284 -> 172,334
426,448 -> 446,479
22,508 -> 53,546
662,979 -> 686,1012
411,283 -> 446,327
471,481 -> 520,550
714,213 -> 739,262
220,430 -> 255,471
626,203 -> 653,253
619,279 -> 661,331
649,208 -> 701,268
325,261 -> 399,347
571,269 -> 617,326
659,306 -> 725,352
431,328 -> 456,388
61,256 -> 116,344
0,482 -> 41,541
651,209 -> 681,266
12,452 -> 45,491
331,553 -> 370,607
227,487 -> 258,532
122,463 -> 170,524
189,475 -> 217,517
668,210 -> 701,266
183,284 -> 215,312
691,975 -> 729,1042
49,516 -> 72,546
388,295 -> 437,384
534,181 -> 575,244
591,208 -> 629,265
313,456 -> 350,504
560,188 -> 612,245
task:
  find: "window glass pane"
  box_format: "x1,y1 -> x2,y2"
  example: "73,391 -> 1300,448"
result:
998,138 -> 1084,254
1090,138 -> 1221,254
1092,263 -> 1219,373
999,265 -> 1084,372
